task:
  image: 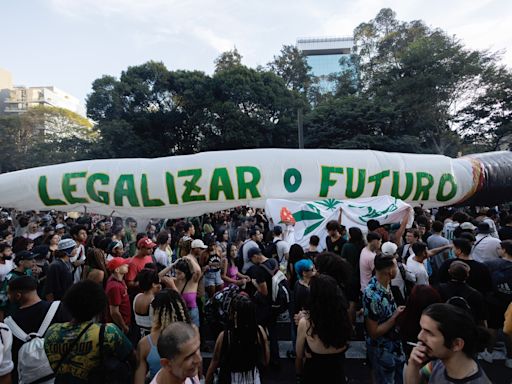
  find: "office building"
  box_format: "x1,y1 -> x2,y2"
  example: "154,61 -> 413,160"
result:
297,36 -> 354,92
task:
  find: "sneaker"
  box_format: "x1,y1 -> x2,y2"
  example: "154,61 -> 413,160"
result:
479,350 -> 493,363
505,358 -> 512,369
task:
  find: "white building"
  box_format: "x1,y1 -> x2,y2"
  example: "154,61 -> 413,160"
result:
0,68 -> 85,116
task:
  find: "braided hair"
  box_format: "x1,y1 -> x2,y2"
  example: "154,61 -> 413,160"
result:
151,289 -> 191,331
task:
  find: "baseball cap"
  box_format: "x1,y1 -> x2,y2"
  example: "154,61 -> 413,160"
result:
477,222 -> 492,234
191,239 -> 207,249
58,239 -> 77,254
107,257 -> 130,272
137,237 -> 156,249
247,247 -> 262,259
381,242 -> 398,257
55,223 -> 65,230
15,250 -> 37,261
108,240 -> 123,254
460,222 -> 476,231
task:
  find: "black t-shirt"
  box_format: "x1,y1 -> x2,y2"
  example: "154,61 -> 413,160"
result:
45,258 -> 74,300
326,236 -> 346,255
437,281 -> 486,323
304,251 -> 319,261
293,280 -> 310,315
499,226 -> 512,241
246,258 -> 277,303
10,301 -> 71,380
438,259 -> 493,295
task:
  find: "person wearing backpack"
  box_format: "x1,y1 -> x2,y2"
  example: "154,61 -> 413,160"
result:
239,228 -> 261,274
44,280 -> 134,384
0,322 -> 13,383
267,226 -> 289,274
245,248 -> 283,369
4,276 -> 70,383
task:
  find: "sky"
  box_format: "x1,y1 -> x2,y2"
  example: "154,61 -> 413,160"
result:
1,0 -> 511,110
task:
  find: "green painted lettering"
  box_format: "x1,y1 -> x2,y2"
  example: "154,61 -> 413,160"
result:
283,168 -> 302,193
62,172 -> 88,204
319,166 -> 343,197
165,172 -> 178,204
114,174 -> 140,207
236,166 -> 261,199
86,173 -> 110,204
38,176 -> 66,206
391,171 -> 414,200
141,174 -> 164,207
345,168 -> 366,198
209,168 -> 235,201
368,170 -> 390,196
413,172 -> 434,200
178,169 -> 206,202
436,173 -> 457,202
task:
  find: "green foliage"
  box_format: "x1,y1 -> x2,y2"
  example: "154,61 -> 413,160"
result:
267,45 -> 312,93
214,48 -> 243,72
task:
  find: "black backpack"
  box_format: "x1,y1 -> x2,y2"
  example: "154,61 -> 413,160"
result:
263,239 -> 282,262
235,241 -> 247,271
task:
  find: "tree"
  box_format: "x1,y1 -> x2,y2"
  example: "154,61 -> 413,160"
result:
205,65 -> 302,150
349,8 -> 497,155
458,64 -> 512,151
214,48 -> 243,72
267,45 -> 312,94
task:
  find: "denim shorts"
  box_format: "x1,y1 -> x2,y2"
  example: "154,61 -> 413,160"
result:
189,307 -> 200,328
204,270 -> 223,287
367,345 -> 405,384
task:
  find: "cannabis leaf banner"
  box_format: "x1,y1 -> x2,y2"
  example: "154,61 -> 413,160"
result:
265,195 -> 413,250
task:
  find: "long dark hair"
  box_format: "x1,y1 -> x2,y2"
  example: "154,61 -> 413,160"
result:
219,294 -> 261,381
348,227 -> 365,252
307,274 -> 352,349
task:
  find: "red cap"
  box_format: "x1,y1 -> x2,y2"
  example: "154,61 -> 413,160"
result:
107,257 -> 130,272
137,237 -> 156,249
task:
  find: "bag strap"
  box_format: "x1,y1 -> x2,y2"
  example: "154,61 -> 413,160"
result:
54,322 -> 94,374
37,300 -> 61,336
3,316 -> 28,341
260,262 -> 276,277
473,235 -> 489,249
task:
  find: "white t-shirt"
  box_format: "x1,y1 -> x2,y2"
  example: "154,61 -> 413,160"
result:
359,247 -> 376,292
150,371 -> 198,384
0,261 -> 13,283
471,234 -> 501,263
0,324 -> 13,376
406,257 -> 429,285
273,237 -> 290,269
154,248 -> 171,267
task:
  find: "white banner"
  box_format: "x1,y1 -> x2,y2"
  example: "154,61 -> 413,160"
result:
0,148 -> 479,218
265,196 -> 413,250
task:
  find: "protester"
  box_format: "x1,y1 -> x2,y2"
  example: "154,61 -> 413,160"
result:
106,257 -> 131,335
221,243 -> 250,287
133,268 -> 162,337
173,256 -> 202,327
296,274 -> 352,383
44,239 -> 76,302
154,231 -> 173,268
405,303 -> 491,383
325,219 -> 346,256
135,289 -> 192,384
0,250 -> 37,319
471,222 -> 501,263
0,244 -> 14,283
4,275 -> 70,382
205,294 -> 269,383
363,253 -> 405,384
150,322 -> 201,384
304,235 -> 320,260
359,231 -> 382,292
44,280 -> 133,383
126,237 -> 157,292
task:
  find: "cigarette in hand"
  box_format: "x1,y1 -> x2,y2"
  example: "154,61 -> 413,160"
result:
407,342 -> 420,347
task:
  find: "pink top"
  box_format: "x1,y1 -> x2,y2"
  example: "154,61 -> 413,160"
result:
227,265 -> 238,281
359,247 -> 376,292
182,291 -> 197,309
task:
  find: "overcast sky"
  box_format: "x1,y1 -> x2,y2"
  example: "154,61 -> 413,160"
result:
2,0 -> 511,109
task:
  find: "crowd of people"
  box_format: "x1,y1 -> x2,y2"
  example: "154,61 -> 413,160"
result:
0,204 -> 510,383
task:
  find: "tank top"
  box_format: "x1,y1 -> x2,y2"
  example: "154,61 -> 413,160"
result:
207,253 -> 222,273
146,335 -> 161,380
133,293 -> 152,334
227,264 -> 238,281
303,338 -> 346,384
182,292 -> 197,309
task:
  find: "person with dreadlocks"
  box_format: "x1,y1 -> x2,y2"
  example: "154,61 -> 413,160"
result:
205,294 -> 269,384
134,289 -> 192,384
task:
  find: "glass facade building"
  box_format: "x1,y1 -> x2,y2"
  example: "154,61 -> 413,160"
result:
297,37 -> 354,93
